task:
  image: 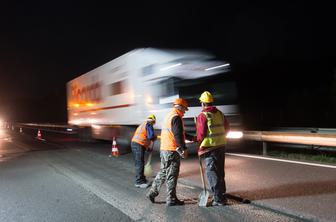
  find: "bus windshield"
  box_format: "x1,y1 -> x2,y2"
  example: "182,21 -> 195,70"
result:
175,72 -> 238,107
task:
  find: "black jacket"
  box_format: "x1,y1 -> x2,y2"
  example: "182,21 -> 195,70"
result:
171,116 -> 194,149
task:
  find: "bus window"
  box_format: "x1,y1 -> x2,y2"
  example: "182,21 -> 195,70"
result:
109,80 -> 125,96
158,78 -> 179,98
142,65 -> 156,76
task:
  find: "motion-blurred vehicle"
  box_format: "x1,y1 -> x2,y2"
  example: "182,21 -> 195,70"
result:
67,48 -> 242,151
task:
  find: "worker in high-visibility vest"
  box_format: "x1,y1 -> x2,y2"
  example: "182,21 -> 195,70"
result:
146,98 -> 195,206
131,114 -> 157,188
196,91 -> 230,206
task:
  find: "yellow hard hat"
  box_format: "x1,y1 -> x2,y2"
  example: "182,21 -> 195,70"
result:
173,98 -> 189,110
199,91 -> 214,103
147,114 -> 156,121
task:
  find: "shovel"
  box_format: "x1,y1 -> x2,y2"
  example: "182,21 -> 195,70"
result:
193,116 -> 210,206
198,156 -> 210,207
144,142 -> 154,177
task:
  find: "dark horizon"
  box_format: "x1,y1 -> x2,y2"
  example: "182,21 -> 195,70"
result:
0,2 -> 335,129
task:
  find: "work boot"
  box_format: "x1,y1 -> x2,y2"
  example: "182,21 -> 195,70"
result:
135,183 -> 150,188
211,198 -> 227,206
146,192 -> 155,203
166,198 -> 184,206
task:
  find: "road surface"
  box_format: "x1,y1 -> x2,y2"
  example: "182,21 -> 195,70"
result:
1,129 -> 335,221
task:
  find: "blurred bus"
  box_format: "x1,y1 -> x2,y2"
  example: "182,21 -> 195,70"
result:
67,48 -> 242,151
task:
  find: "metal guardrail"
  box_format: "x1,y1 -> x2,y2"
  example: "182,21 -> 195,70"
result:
9,123 -> 336,150
18,123 -> 71,128
269,127 -> 336,134
243,130 -> 336,147
15,123 -> 77,134
243,130 -> 336,155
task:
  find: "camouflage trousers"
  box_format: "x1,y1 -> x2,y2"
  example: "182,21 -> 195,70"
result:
148,150 -> 181,202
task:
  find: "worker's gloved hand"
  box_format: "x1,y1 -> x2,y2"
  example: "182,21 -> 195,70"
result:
198,147 -> 205,157
183,149 -> 189,159
148,141 -> 155,152
176,147 -> 188,159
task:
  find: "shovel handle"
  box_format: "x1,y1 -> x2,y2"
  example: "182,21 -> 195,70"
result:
147,152 -> 152,164
147,141 -> 155,164
195,116 -> 207,192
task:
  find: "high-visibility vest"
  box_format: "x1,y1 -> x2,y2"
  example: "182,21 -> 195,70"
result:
132,121 -> 151,148
200,110 -> 227,149
160,108 -> 185,151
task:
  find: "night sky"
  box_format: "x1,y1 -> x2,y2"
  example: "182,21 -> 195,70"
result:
0,2 -> 335,128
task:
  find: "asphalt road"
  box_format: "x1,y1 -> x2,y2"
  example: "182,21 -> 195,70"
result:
0,130 -> 132,222
1,129 -> 335,221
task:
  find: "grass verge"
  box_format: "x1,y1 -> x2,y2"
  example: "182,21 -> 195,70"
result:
267,151 -> 336,164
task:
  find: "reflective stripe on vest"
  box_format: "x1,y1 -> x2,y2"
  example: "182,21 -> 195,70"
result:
200,111 -> 226,149
132,122 -> 150,148
160,108 -> 185,151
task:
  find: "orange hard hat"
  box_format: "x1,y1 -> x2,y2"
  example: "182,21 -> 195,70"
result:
174,98 -> 189,110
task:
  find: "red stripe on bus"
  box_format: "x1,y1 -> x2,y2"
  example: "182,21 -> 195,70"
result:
78,104 -> 132,113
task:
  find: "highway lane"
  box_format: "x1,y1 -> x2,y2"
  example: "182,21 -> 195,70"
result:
175,153 -> 336,222
147,137 -> 336,221
0,129 -> 300,222
0,129 -> 132,222
80,138 -> 336,221
0,128 -> 27,159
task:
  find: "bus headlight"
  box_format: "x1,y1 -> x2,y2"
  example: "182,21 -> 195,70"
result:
226,131 -> 243,139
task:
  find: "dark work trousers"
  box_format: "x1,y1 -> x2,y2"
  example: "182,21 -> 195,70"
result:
203,147 -> 226,202
131,141 -> 146,184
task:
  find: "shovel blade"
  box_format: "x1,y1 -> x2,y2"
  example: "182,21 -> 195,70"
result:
144,164 -> 153,177
198,190 -> 210,207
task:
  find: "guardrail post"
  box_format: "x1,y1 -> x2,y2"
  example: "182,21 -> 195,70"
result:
262,142 -> 267,156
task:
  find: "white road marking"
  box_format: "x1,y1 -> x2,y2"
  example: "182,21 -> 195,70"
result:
226,153 -> 336,169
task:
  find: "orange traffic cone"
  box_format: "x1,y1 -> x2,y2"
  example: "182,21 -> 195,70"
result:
36,130 -> 42,140
110,137 -> 120,157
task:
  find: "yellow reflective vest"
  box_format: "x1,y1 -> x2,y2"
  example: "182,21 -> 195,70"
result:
200,110 -> 227,149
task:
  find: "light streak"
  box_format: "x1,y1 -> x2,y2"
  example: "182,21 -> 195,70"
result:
160,63 -> 182,71
205,63 -> 230,71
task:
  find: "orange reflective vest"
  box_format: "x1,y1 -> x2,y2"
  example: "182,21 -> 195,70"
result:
132,121 -> 151,148
160,108 -> 185,151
